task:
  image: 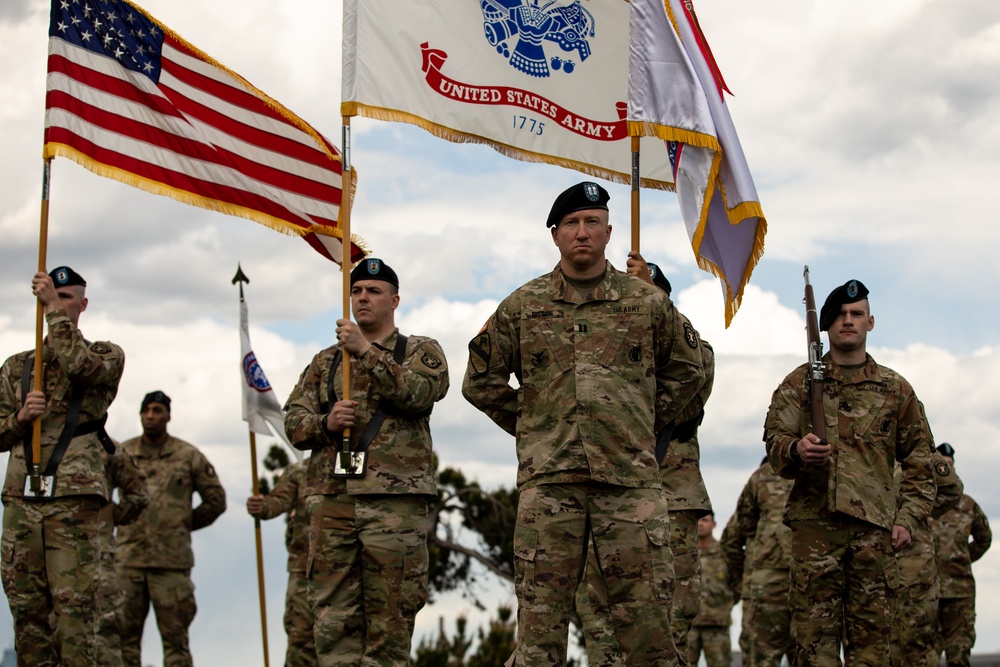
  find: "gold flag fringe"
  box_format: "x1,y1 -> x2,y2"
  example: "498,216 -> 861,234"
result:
625,121 -> 719,152
342,103 -> 676,192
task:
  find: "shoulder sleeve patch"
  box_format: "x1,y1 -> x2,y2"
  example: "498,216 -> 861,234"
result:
90,342 -> 113,355
683,321 -> 699,349
468,332 -> 492,377
420,353 -> 443,370
935,461 -> 950,477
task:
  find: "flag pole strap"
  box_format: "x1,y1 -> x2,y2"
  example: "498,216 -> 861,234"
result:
31,159 -> 53,492
248,430 -> 270,667
630,136 -> 640,252
339,118 -> 353,468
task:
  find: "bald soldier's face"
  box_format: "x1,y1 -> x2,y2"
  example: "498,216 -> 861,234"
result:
551,208 -> 611,278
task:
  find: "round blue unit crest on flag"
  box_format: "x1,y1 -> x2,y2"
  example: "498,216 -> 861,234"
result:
243,352 -> 272,393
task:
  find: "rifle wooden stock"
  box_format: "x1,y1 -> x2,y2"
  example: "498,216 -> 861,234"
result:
803,266 -> 826,442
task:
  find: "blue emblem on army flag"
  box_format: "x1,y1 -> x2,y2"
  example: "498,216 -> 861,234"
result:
480,0 -> 596,78
242,352 -> 272,393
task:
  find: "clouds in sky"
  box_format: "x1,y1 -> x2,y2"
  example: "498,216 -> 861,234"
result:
1,0 -> 999,662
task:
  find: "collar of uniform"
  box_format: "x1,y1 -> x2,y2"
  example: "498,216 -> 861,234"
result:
822,352 -> 881,385
549,261 -> 626,304
138,434 -> 177,458
368,328 -> 401,355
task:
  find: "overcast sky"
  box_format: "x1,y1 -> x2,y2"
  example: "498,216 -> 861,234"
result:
1,0 -> 999,663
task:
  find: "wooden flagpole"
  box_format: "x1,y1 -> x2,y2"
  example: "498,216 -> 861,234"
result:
340,117 -> 353,465
233,270 -> 270,667
30,159 -> 53,493
248,429 -> 270,667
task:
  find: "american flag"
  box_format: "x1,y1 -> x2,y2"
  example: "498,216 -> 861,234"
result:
44,0 -> 365,264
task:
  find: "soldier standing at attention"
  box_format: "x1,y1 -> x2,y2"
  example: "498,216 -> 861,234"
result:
931,442 -> 992,667
720,456 -> 795,667
889,442 -> 964,667
246,458 -> 317,666
117,391 -> 227,667
688,513 -> 736,667
284,259 -> 449,667
764,279 -> 935,667
0,266 -> 124,666
463,182 -> 705,666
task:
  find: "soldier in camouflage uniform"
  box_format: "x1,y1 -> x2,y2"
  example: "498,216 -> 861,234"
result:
688,513 -> 736,667
720,457 -> 795,667
463,183 -> 705,666
930,443 -> 992,667
284,259 -> 448,667
764,279 -> 935,667
0,266 -> 124,667
576,254 -> 713,666
246,458 -> 317,666
889,445 -> 963,667
117,391 -> 227,667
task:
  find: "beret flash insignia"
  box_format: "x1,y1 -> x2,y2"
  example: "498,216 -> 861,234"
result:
584,182 -> 600,201
847,280 -> 858,298
683,322 -> 698,349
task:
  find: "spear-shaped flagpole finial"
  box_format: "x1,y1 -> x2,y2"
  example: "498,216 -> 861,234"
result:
232,263 -> 249,298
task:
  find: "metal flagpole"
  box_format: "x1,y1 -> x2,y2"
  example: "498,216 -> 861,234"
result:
630,136 -> 641,253
30,158 -> 53,494
233,269 -> 270,667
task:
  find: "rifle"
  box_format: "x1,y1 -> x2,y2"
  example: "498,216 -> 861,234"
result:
803,266 -> 826,442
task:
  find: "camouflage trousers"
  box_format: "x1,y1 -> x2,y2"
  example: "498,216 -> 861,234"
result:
509,482 -> 680,667
668,509 -> 702,662
305,493 -> 429,667
118,567 -> 197,667
1,495 -> 103,667
738,578 -> 795,667
285,570 -> 318,667
688,625 -> 732,667
936,596 -> 975,667
788,517 -> 897,667
889,550 -> 939,667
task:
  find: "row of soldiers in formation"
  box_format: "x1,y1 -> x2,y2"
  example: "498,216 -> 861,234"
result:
0,181 -> 992,667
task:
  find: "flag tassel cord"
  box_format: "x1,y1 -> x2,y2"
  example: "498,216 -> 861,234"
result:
30,159 -> 52,494
248,429 -> 271,667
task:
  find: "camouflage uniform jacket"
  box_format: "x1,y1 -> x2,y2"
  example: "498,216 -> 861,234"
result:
720,462 -> 793,600
692,537 -> 735,627
116,435 -> 227,569
104,446 -> 148,527
661,333 -> 713,514
931,494 -> 992,598
462,262 -> 705,490
285,329 -> 449,497
257,461 -> 308,573
0,309 -> 124,500
764,353 -> 934,534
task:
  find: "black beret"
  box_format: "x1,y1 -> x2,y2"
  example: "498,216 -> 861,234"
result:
819,279 -> 869,331
350,258 -> 398,289
141,390 -> 171,413
49,266 -> 86,288
937,442 -> 955,458
647,262 -> 672,297
546,181 -> 610,228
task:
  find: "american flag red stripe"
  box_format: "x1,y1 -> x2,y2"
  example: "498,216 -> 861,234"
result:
44,0 -> 364,264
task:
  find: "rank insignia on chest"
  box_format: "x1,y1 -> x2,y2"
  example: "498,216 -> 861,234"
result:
880,419 -> 891,435
530,350 -> 548,368
628,345 -> 642,364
